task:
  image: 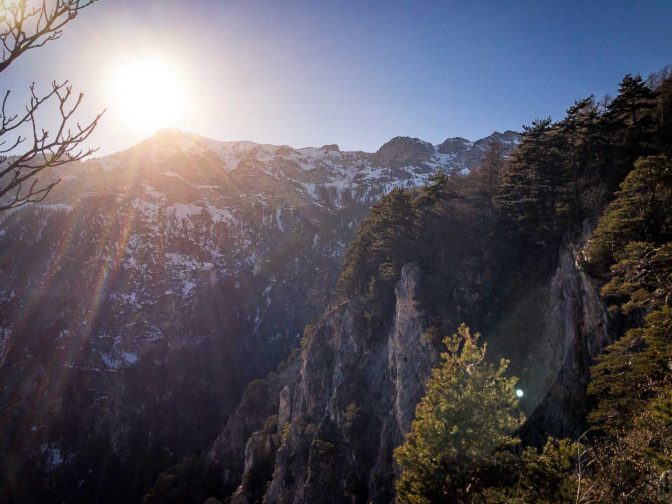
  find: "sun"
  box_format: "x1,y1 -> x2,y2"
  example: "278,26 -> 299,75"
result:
108,59 -> 188,136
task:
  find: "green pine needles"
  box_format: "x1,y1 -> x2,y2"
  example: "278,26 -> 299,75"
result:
394,324 -> 523,503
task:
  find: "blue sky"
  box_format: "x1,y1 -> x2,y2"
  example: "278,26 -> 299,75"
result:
3,0 -> 671,155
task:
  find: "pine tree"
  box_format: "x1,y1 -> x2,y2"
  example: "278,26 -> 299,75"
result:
588,307 -> 672,435
607,74 -> 658,137
394,324 -> 522,503
555,96 -> 607,219
472,140 -> 505,222
338,188 -> 416,327
604,74 -> 660,186
585,156 -> 672,435
482,438 -> 581,504
495,118 -> 564,248
583,155 -> 672,275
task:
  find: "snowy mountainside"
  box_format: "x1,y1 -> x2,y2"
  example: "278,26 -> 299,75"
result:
49,127 -> 519,210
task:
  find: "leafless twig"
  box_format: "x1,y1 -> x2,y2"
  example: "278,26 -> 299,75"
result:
0,0 -> 103,211
0,0 -> 96,73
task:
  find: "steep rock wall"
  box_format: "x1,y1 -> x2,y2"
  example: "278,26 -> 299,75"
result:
519,224 -> 615,441
215,227 -> 614,502
222,264 -> 434,504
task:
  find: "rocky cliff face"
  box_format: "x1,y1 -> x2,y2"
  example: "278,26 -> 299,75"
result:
261,264 -> 435,504
515,224 -> 615,441
217,226 -> 615,503
213,264 -> 435,504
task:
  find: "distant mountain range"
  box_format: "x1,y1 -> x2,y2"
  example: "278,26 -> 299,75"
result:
22,127 -> 521,209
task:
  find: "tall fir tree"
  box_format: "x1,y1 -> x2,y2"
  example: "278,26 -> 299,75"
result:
604,74 -> 659,187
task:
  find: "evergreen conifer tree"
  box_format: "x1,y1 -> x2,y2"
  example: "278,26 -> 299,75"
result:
394,324 -> 522,503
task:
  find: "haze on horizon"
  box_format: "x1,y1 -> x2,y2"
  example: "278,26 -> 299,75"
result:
2,0 -> 671,156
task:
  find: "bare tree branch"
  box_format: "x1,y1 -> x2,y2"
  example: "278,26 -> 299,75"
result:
0,0 -> 97,73
0,0 -> 103,211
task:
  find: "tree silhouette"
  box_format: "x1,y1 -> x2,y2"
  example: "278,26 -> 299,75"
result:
0,0 -> 103,211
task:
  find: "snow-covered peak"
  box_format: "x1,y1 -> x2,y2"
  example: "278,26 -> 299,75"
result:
436,136 -> 473,155
32,128 -> 520,218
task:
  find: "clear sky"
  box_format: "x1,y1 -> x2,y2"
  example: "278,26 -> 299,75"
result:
3,0 -> 671,155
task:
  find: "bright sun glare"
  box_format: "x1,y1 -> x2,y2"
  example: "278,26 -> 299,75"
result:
109,59 -> 188,136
